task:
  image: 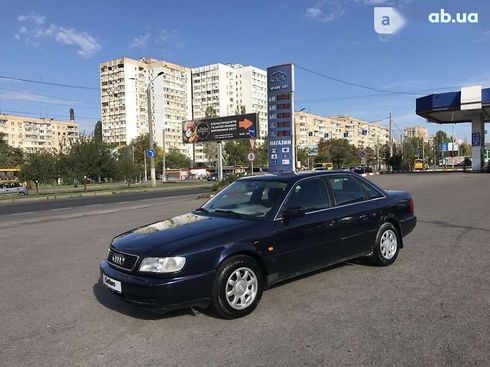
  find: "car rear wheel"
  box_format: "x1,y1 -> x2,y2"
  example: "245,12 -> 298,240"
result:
370,222 -> 400,266
211,255 -> 263,319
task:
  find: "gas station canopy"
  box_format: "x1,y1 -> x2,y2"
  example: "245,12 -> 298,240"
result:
416,87 -> 490,123
416,86 -> 489,172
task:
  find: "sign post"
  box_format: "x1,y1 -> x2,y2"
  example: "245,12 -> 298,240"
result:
267,64 -> 295,174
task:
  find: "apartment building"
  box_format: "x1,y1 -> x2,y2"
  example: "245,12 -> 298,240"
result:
0,113 -> 78,153
100,57 -> 193,156
404,125 -> 429,142
191,63 -> 267,162
294,112 -> 389,151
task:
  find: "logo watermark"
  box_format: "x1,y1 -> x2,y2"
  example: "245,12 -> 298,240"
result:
374,7 -> 406,35
428,9 -> 478,24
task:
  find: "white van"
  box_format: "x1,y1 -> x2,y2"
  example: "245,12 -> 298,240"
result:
0,182 -> 28,195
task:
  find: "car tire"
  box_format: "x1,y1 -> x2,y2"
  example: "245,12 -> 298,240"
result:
369,222 -> 401,266
211,255 -> 263,319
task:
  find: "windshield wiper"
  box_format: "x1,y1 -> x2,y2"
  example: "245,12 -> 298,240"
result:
213,209 -> 247,218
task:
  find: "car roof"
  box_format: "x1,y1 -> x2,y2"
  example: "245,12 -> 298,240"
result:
238,170 -> 356,183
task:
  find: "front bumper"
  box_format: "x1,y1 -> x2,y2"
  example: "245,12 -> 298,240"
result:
400,215 -> 417,237
100,260 -> 215,310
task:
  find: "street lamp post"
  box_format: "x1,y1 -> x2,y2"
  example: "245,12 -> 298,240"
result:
147,71 -> 164,188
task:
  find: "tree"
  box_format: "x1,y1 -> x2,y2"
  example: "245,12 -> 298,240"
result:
94,121 -> 103,143
116,146 -> 139,187
254,142 -> 268,168
165,148 -> 191,168
61,136 -> 116,191
296,147 -> 310,169
317,138 -> 357,168
433,130 -> 449,158
19,152 -> 57,193
205,106 -> 217,118
0,132 -> 24,168
460,142 -> 471,157
224,140 -> 249,166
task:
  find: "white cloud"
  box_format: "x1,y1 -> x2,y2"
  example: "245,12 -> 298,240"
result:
129,33 -> 151,48
15,13 -> 101,57
305,1 -> 344,22
18,11 -> 46,25
0,90 -> 79,105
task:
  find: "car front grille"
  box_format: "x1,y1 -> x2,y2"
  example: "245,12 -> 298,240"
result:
107,248 -> 139,271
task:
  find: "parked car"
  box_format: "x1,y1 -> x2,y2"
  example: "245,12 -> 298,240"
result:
0,182 -> 28,196
100,171 -> 416,318
207,173 -> 218,181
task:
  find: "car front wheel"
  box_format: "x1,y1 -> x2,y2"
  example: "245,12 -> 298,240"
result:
370,222 -> 400,266
211,255 -> 263,319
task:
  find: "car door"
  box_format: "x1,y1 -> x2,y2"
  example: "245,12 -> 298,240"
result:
269,177 -> 337,277
325,175 -> 380,258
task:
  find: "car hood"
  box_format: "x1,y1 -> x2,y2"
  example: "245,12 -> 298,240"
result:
111,212 -> 256,256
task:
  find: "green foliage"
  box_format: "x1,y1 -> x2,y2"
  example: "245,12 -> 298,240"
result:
115,146 -> 139,187
19,152 -> 57,193
0,132 -> 24,168
94,121 -> 103,143
165,148 -> 191,168
205,106 -> 217,118
202,142 -> 218,165
224,140 -> 249,166
389,154 -> 403,170
296,147 -> 309,169
60,136 -> 117,191
212,174 -> 239,192
317,138 -> 357,168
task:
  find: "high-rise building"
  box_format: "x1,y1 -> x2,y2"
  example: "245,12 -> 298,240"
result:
294,112 -> 389,150
191,63 -> 267,162
0,113 -> 79,153
100,57 -> 193,156
100,59 -> 266,163
404,125 -> 429,142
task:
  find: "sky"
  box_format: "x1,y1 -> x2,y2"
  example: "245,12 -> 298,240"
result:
1,0 -> 489,141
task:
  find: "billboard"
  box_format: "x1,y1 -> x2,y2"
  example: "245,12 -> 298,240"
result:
182,113 -> 258,143
267,64 -> 295,173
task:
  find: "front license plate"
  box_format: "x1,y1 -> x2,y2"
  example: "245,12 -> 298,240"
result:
102,274 -> 122,293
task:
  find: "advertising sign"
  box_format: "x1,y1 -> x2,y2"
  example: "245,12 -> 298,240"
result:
182,113 -> 258,143
267,64 -> 295,173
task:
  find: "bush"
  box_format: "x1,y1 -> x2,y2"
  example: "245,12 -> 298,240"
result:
212,174 -> 239,192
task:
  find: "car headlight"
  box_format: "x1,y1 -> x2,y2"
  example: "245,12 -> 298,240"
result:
139,257 -> 186,273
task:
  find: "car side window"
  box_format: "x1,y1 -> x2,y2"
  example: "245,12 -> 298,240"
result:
284,177 -> 331,213
328,176 -> 366,205
356,178 -> 383,199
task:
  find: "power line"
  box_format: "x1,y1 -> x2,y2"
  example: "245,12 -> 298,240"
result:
295,65 -> 418,95
0,75 -> 99,91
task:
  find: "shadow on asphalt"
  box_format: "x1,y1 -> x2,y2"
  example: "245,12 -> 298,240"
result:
92,280 -> 209,320
418,219 -> 490,233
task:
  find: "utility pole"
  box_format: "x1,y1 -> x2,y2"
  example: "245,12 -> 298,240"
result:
146,71 -> 164,188
217,141 -> 223,181
162,129 -> 167,182
389,112 -> 393,157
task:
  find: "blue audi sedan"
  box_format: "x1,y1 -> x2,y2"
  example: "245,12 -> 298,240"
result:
100,171 -> 416,318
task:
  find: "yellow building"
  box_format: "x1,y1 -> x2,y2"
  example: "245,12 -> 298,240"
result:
404,125 -> 429,142
0,113 -> 79,153
294,112 -> 389,151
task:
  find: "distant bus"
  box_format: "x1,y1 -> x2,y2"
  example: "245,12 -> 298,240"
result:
0,168 -> 20,182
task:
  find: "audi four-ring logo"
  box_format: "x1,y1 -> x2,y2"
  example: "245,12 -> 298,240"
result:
112,254 -> 125,266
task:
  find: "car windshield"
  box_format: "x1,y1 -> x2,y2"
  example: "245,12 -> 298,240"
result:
199,179 -> 289,219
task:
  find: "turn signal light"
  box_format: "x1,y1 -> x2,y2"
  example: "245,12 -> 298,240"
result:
409,198 -> 414,213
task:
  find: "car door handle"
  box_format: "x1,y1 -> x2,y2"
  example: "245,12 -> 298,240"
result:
338,216 -> 354,224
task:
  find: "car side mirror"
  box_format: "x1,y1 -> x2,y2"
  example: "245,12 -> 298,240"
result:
282,207 -> 305,219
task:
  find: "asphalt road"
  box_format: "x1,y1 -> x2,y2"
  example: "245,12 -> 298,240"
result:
1,173 -> 488,366
0,185 -> 211,216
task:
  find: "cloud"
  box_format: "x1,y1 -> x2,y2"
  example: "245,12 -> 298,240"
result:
128,29 -> 185,50
18,11 -> 46,25
15,13 -> 101,57
0,90 -> 79,105
305,1 -> 345,22
129,33 -> 150,48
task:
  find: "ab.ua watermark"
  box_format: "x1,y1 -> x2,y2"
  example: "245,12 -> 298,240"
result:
428,9 -> 478,24
374,7 -> 479,35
